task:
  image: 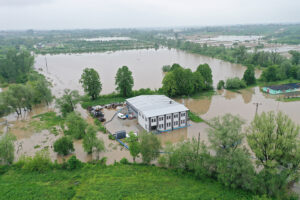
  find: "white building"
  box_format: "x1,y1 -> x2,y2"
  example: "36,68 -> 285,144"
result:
126,95 -> 189,132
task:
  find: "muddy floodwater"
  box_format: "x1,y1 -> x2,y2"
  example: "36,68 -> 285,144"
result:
35,48 -> 256,96
2,48 -> 300,165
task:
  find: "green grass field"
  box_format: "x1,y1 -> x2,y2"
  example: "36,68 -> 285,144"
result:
0,164 -> 258,200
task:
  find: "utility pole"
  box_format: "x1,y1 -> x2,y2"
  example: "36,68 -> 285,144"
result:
253,102 -> 262,116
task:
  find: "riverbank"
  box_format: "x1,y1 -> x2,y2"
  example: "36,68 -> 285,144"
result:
0,163 -> 262,200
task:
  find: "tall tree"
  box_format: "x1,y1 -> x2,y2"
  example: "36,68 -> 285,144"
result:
55,89 -> 80,117
126,132 -> 140,162
65,112 -> 87,139
247,111 -> 300,197
83,125 -> 104,155
0,49 -> 34,83
53,136 -> 74,156
162,72 -> 177,97
115,66 -> 134,97
208,114 -> 255,191
139,132 -> 161,164
196,64 -> 213,90
243,66 -> 256,85
79,68 -> 102,100
289,50 -> 300,65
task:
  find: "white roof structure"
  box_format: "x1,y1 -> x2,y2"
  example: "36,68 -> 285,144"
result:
126,95 -> 189,118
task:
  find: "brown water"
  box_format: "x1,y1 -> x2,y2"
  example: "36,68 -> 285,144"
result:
35,48 -> 254,96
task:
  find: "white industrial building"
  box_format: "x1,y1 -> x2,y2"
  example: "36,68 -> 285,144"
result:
126,95 -> 189,132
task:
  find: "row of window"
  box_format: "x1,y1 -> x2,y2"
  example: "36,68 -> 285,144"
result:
154,120 -> 186,130
141,112 -> 186,123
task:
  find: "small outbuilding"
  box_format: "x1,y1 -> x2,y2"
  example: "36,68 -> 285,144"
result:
263,83 -> 300,94
126,95 -> 189,132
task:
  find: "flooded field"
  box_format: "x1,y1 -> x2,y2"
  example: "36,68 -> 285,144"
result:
2,48 -> 300,166
35,48 -> 252,96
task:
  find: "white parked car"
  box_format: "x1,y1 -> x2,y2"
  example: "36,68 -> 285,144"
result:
117,113 -> 126,120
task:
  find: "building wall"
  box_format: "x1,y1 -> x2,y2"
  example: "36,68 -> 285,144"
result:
128,101 -> 188,132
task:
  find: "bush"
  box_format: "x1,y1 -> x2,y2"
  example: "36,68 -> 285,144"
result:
217,80 -> 225,90
225,77 -> 246,89
108,134 -> 115,140
67,155 -> 82,170
53,136 -> 74,155
21,150 -> 52,172
65,112 -> 87,139
120,158 -> 129,164
158,155 -> 167,167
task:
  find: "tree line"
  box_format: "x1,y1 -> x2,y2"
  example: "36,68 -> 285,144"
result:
0,49 -> 53,117
156,112 -> 300,199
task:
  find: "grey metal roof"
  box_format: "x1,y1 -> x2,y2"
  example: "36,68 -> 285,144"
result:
126,95 -> 189,118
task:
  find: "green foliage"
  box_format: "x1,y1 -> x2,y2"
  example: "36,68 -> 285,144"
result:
243,66 -> 256,85
83,126 -> 105,155
261,65 -> 280,82
162,65 -> 171,72
217,80 -> 225,90
166,139 -> 213,178
67,155 -> 82,170
162,63 -> 209,97
93,119 -> 107,133
208,114 -> 256,191
53,136 -> 74,156
289,50 -> 300,65
225,77 -> 247,89
119,158 -> 129,164
196,64 -> 213,90
0,164 -> 258,200
0,133 -> 16,165
0,49 -> 34,83
79,68 -> 102,100
139,132 -> 161,164
108,134 -> 115,140
55,89 -> 80,117
208,114 -> 245,153
115,66 -> 134,97
18,150 -> 52,172
65,112 -> 87,139
126,132 -> 140,162
247,111 -> 300,198
188,111 -> 204,123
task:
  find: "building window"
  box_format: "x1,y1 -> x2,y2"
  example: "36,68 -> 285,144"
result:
181,112 -> 185,117
139,112 -> 141,116
174,114 -> 178,118
142,115 -> 144,119
159,117 -> 163,121
145,118 -> 148,122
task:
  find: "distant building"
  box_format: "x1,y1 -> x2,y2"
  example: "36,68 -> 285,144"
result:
126,95 -> 189,132
263,83 -> 300,94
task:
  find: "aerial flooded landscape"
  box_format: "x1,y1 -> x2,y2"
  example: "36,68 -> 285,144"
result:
1,0 -> 300,200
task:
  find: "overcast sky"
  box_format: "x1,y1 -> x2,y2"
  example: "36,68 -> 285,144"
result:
0,0 -> 299,30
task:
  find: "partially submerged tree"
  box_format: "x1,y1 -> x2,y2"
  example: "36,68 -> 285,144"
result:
83,125 -> 105,156
115,66 -> 134,97
79,68 -> 102,100
65,112 -> 87,139
53,136 -> 74,156
55,89 -> 80,117
139,132 -> 161,164
196,64 -> 213,90
243,66 -> 256,85
247,111 -> 300,197
208,114 -> 256,191
0,133 -> 16,165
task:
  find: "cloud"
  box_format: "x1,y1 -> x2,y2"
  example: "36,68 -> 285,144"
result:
0,0 -> 56,7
